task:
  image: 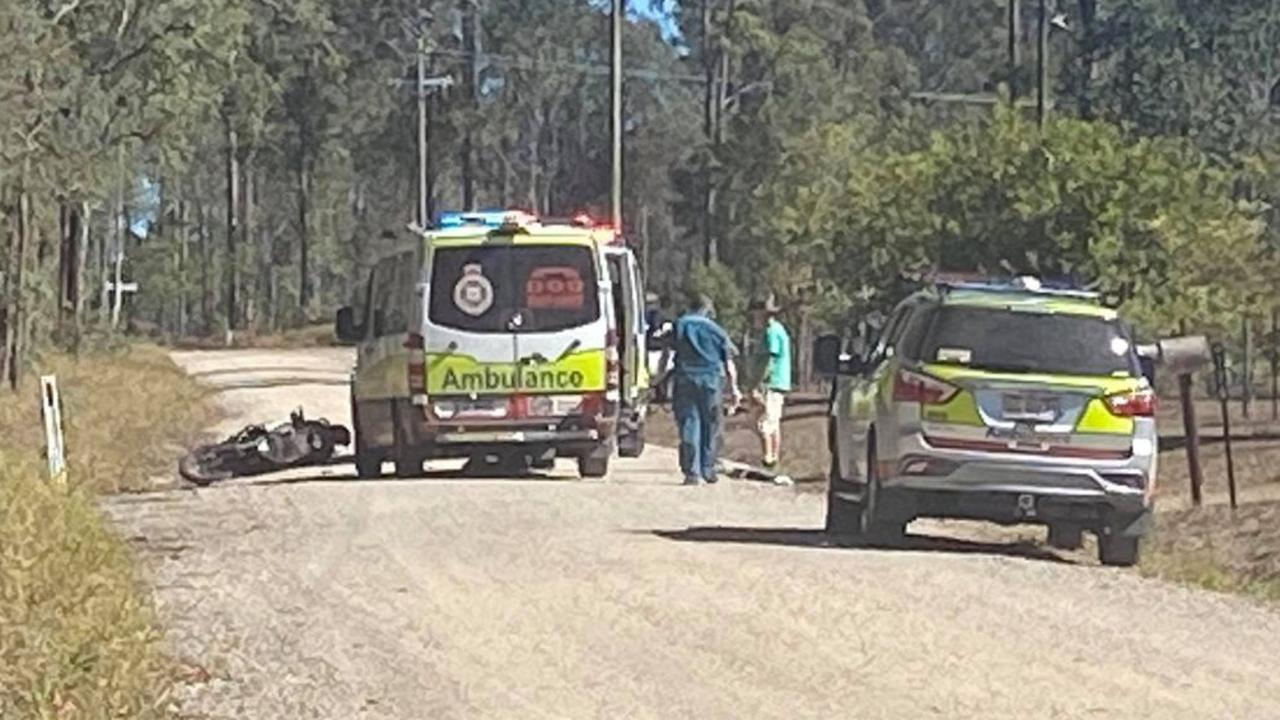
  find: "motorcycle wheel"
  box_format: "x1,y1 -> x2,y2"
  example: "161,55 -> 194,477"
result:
179,445 -> 237,486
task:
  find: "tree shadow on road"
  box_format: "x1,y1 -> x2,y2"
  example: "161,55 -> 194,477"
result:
651,526 -> 1072,564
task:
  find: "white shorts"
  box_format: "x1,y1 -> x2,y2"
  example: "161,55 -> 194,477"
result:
757,390 -> 785,435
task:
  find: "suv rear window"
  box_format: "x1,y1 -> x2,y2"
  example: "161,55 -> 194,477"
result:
909,306 -> 1138,377
429,245 -> 600,333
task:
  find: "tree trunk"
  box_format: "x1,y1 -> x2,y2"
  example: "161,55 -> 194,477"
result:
545,100 -> 562,215
1076,0 -> 1097,119
73,200 -> 90,350
527,109 -> 542,211
242,156 -> 256,329
1,191 -> 17,389
57,203 -> 80,335
177,197 -> 189,338
102,147 -> 123,326
797,306 -> 813,390
6,183 -> 31,390
195,175 -> 213,335
224,121 -> 241,338
297,150 -> 312,315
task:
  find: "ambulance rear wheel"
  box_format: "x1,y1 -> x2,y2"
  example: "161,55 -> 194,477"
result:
394,451 -> 424,479
618,421 -> 646,458
351,395 -> 383,479
354,451 -> 383,479
578,447 -> 611,479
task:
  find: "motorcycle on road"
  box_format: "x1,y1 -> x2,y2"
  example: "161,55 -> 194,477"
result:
179,409 -> 351,486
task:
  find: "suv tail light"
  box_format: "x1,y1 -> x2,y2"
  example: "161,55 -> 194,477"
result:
892,369 -> 959,405
605,329 -> 620,391
405,332 -> 426,394
1105,388 -> 1156,417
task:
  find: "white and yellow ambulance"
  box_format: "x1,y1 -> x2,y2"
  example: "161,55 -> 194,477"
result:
335,210 -> 649,479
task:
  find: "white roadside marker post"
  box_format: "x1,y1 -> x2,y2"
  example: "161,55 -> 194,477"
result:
40,375 -> 67,485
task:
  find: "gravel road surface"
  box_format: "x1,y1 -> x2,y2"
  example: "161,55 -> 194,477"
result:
102,348 -> 1280,719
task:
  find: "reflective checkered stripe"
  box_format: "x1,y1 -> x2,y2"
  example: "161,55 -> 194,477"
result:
909,364 -> 1143,460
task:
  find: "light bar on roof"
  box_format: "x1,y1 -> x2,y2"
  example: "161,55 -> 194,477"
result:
936,275 -> 1100,300
435,209 -> 532,229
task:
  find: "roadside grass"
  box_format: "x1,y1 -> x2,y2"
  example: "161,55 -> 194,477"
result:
1141,502 -> 1280,603
0,344 -> 216,718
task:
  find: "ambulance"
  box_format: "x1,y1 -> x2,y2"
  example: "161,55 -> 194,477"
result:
335,210 -> 649,479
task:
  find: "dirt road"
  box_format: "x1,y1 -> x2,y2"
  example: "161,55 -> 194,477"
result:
104,349 -> 1280,719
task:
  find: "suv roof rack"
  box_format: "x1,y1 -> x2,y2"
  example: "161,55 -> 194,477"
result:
933,275 -> 1101,301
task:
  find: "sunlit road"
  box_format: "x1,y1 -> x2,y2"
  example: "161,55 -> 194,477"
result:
102,348 -> 1280,719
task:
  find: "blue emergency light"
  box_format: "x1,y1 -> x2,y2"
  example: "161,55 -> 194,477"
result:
434,209 -> 516,229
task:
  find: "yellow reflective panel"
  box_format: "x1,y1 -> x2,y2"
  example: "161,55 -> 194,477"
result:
426,349 -> 607,395
1077,398 -> 1136,434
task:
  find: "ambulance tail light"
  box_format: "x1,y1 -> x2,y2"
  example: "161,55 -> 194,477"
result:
525,393 -> 607,419
578,392 -> 606,420
404,332 -> 426,398
605,329 -> 621,391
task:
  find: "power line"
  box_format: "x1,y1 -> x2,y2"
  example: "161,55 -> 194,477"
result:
429,48 -> 706,85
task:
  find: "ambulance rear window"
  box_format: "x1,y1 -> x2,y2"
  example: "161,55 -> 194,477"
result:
429,245 -> 600,333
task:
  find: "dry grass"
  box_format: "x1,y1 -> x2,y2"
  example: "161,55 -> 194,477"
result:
0,345 -> 217,494
1141,502 -> 1280,603
0,345 -> 217,718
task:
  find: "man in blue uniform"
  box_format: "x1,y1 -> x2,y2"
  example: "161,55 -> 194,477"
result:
670,294 -> 742,485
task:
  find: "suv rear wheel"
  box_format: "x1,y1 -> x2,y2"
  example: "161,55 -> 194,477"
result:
824,452 -> 862,539
860,443 -> 908,547
1098,532 -> 1141,567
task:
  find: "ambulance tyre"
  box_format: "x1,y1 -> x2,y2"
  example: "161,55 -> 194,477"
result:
351,395 -> 383,479
394,451 -> 424,479
354,451 -> 383,479
618,422 -> 646,458
578,445 -> 612,479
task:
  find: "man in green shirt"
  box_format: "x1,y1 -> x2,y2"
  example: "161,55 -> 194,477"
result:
748,294 -> 792,468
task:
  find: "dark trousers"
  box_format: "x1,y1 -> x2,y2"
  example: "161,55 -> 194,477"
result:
673,374 -> 722,480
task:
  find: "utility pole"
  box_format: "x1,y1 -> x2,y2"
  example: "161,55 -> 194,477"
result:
610,0 -> 623,229
417,30 -> 429,228
700,0 -> 717,264
1007,0 -> 1020,99
460,0 -> 478,211
1036,0 -> 1048,127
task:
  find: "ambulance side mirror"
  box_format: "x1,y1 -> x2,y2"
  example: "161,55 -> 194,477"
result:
335,306 -> 362,343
